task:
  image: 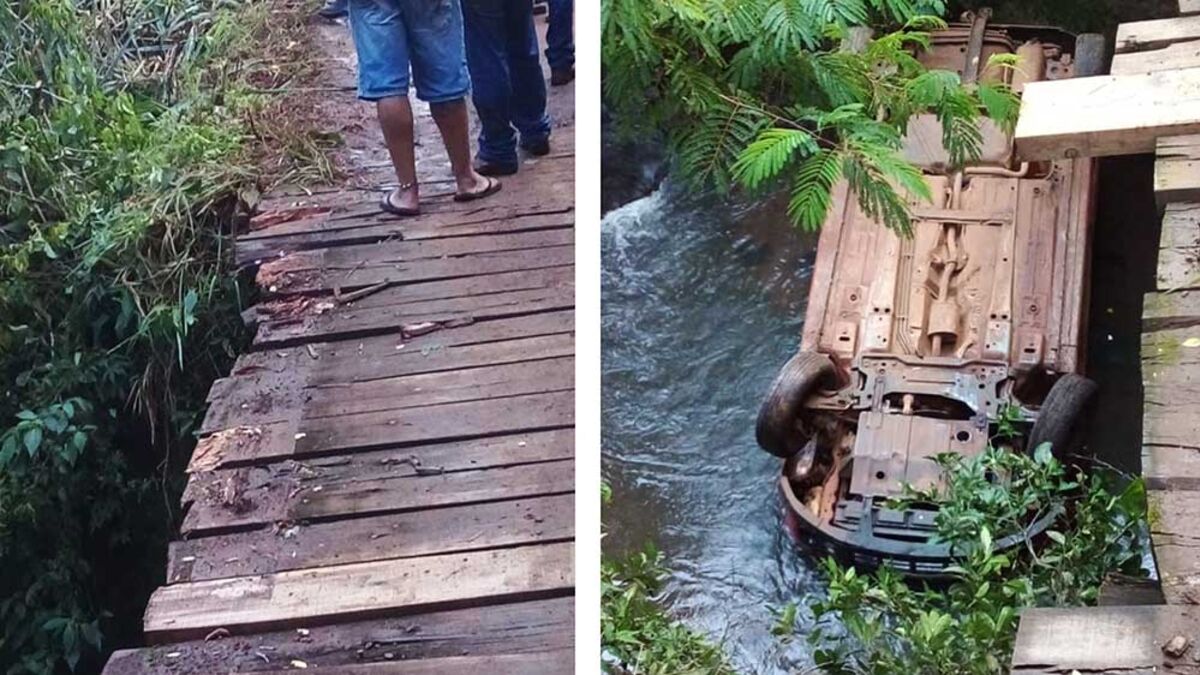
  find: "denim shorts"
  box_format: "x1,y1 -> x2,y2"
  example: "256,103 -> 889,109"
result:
348,0 -> 471,103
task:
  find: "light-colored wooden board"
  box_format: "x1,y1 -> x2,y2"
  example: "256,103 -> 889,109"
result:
1186,0 -> 1200,16
1011,605 -> 1200,673
253,651 -> 574,674
101,597 -> 573,673
1014,68 -> 1200,161
1148,489 -> 1200,604
1157,137 -> 1200,205
1116,15 -> 1200,54
1113,39 -> 1200,75
144,542 -> 573,641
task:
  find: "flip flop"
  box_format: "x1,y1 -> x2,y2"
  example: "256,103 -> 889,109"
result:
379,187 -> 420,217
454,176 -> 503,203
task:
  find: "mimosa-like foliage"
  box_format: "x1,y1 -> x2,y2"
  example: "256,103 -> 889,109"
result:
601,0 -> 1021,232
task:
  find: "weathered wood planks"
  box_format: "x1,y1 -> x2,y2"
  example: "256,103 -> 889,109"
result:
1117,15 -> 1200,54
1011,606 -> 1200,673
1157,137 -> 1200,205
1186,0 -> 1200,16
144,542 -> 574,641
1112,39 -> 1200,75
169,493 -> 574,582
105,597 -> 572,673
1014,68 -> 1200,160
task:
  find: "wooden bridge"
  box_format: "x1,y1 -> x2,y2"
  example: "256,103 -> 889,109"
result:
103,17 -> 574,674
1010,3 -> 1200,672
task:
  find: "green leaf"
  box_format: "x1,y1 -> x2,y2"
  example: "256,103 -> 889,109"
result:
732,128 -> 819,189
23,427 -> 42,456
1033,442 -> 1054,465
788,149 -> 844,231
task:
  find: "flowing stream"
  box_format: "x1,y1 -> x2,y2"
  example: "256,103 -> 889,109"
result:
601,181 -> 826,673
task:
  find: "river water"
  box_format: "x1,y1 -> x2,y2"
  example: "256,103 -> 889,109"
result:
599,152 -> 1157,673
600,181 -> 826,673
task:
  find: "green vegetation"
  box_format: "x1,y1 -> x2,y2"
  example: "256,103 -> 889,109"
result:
0,0 -> 322,671
601,0 -> 1020,232
777,446 -> 1147,675
601,484 -> 736,674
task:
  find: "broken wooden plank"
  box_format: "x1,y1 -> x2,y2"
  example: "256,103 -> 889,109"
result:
236,210 -> 573,267
255,282 -> 574,347
169,493 -> 574,582
143,542 -> 573,641
225,307 -> 571,389
1014,68 -> 1200,161
1116,15 -> 1200,54
256,230 -> 573,295
1157,137 -> 1200,205
191,392 -> 572,468
102,597 -> 572,673
1113,39 -> 1200,75
1010,605 -> 1200,673
180,436 -> 574,534
202,355 -> 573,432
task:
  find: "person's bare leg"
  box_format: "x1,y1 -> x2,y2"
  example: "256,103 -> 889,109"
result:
377,96 -> 420,210
429,98 -> 491,195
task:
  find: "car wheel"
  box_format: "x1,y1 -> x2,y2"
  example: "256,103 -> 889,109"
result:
1027,373 -> 1098,460
1074,33 -> 1109,77
756,352 -> 837,458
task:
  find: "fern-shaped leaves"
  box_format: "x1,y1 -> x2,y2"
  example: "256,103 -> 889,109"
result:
978,82 -> 1019,135
732,128 -> 820,189
789,149 -> 844,231
676,102 -> 768,191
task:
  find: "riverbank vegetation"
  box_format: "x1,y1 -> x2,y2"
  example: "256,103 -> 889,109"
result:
785,447 -> 1147,674
0,0 -> 326,671
601,0 -> 1020,233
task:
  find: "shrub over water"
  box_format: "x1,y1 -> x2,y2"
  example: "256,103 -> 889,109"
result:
0,0 -> 306,670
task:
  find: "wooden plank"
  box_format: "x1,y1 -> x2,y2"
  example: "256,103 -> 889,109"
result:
1116,15 -> 1200,54
181,445 -> 574,534
255,282 -> 574,347
143,542 -> 574,641
1148,202 -> 1200,289
1143,289 -> 1200,332
1013,68 -> 1200,161
1186,0 -> 1200,16
1148,489 -> 1200,604
102,597 -> 572,673
1144,444 -> 1200,490
224,308 -> 572,390
236,210 -> 572,267
1157,137 -> 1200,205
257,232 -> 573,295
1011,605 -> 1200,673
202,355 -> 573,432
253,651 -> 574,674
1113,39 -> 1200,75
192,392 -> 572,469
169,493 -> 574,582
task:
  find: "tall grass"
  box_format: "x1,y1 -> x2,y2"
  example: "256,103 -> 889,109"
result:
0,0 -> 319,671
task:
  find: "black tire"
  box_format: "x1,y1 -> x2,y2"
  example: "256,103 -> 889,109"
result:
756,352 -> 837,458
1074,33 -> 1109,78
1027,374 -> 1098,459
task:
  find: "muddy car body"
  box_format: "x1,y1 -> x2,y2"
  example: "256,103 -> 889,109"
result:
757,14 -> 1102,574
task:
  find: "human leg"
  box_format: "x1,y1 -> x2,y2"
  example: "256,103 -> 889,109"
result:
545,0 -> 573,84
461,0 -> 520,173
347,0 -> 420,211
505,0 -> 551,153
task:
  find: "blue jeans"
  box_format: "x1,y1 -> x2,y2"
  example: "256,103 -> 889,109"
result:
545,0 -> 573,71
462,0 -> 551,169
348,0 -> 471,103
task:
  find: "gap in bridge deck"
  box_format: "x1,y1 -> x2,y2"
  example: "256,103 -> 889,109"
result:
1085,155 -> 1162,473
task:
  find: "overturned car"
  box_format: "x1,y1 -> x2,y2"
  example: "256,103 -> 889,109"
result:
756,13 -> 1104,575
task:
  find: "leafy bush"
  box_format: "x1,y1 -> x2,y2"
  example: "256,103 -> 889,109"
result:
779,446 -> 1147,674
601,0 -> 1020,232
0,0 -> 314,670
601,483 -> 736,674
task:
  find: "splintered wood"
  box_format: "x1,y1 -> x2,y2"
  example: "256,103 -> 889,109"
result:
101,16 -> 576,673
